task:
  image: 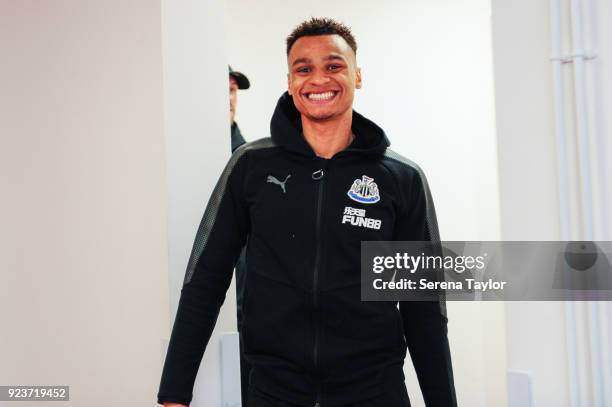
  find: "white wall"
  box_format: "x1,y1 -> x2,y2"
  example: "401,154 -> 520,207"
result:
492,0 -> 612,406
227,1 -> 505,406
0,1 -> 169,406
591,0 -> 612,235
491,2 -> 571,405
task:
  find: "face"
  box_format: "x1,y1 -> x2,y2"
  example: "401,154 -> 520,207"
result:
287,34 -> 362,123
229,76 -> 238,124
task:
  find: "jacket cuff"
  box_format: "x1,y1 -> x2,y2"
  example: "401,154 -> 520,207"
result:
157,394 -> 191,406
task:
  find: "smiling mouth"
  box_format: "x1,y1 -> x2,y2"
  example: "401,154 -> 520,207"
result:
304,91 -> 338,102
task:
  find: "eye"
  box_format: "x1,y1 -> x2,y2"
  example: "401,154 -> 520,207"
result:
296,66 -> 311,73
328,64 -> 342,71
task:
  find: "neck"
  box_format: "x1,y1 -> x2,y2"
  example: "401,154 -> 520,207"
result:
302,110 -> 353,159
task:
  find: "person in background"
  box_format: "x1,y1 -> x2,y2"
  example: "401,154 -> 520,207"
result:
229,65 -> 250,152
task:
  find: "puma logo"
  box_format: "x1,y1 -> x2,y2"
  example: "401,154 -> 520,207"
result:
267,174 -> 291,194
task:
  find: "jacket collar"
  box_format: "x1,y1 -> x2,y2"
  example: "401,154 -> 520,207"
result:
270,91 -> 390,157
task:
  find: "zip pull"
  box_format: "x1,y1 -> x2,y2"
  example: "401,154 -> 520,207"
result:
312,169 -> 324,180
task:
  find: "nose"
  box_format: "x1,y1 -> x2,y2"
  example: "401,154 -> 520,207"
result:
309,70 -> 331,86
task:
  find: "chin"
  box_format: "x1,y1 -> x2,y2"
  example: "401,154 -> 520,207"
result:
294,104 -> 328,120
306,111 -> 335,121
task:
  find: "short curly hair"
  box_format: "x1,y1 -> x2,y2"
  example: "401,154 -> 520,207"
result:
286,17 -> 357,56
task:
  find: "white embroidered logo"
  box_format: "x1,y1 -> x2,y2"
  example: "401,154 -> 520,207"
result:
341,206 -> 382,230
347,175 -> 380,204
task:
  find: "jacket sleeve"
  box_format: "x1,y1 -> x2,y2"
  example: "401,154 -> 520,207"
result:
231,123 -> 246,153
157,149 -> 250,406
395,168 -> 457,407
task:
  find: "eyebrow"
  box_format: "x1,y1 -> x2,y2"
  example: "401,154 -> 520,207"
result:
292,54 -> 346,66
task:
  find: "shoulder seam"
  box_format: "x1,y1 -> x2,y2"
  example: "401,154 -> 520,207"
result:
234,137 -> 278,154
383,148 -> 422,173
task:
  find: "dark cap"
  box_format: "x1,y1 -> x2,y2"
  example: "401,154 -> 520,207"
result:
229,65 -> 250,90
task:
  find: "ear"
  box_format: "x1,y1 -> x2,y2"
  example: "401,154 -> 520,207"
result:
355,67 -> 362,89
287,72 -> 292,95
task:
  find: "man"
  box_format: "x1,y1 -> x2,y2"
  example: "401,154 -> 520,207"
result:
228,64 -> 252,407
229,65 -> 250,152
158,18 -> 457,407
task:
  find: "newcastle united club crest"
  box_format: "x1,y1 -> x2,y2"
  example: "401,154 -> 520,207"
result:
347,175 -> 380,204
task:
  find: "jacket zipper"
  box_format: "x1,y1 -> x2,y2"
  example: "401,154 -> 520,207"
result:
312,161 -> 327,407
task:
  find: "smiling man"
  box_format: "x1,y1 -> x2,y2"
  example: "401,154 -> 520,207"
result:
286,32 -> 361,159
158,18 -> 457,407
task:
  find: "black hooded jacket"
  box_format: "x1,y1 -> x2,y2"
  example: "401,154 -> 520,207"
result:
231,122 -> 246,153
157,92 -> 457,406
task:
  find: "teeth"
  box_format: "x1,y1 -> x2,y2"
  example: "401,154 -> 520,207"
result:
307,91 -> 335,101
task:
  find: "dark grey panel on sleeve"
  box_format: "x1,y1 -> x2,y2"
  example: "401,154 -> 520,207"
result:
383,149 -> 441,243
183,138 -> 276,285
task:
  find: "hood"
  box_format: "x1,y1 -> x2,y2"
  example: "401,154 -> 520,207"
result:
270,91 -> 390,157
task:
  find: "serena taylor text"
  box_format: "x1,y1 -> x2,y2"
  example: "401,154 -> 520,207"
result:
373,278 -> 508,292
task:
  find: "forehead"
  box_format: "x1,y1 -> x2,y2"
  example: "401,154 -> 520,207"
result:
288,34 -> 354,62
229,76 -> 238,86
